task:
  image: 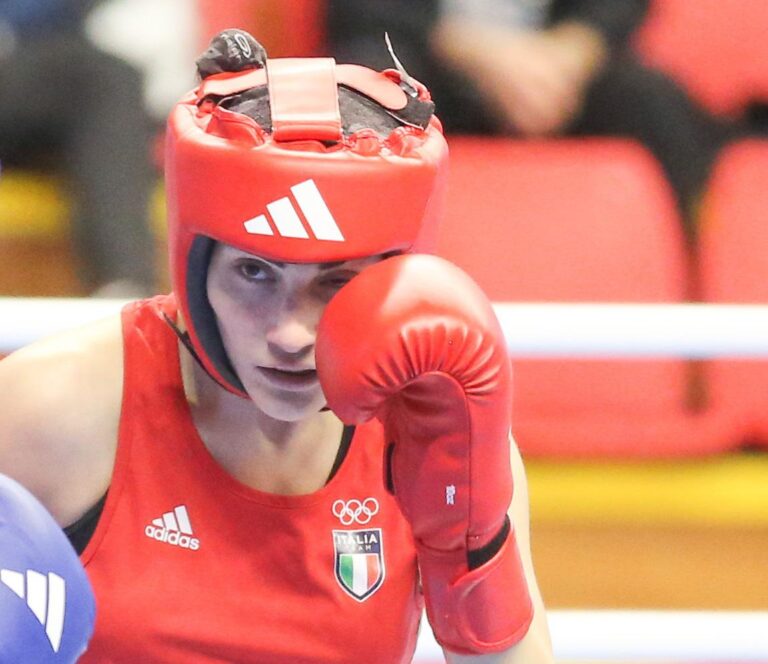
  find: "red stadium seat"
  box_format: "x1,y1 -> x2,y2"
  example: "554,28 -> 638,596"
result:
438,137 -> 732,457
196,0 -> 325,56
634,0 -> 768,117
196,0 -> 260,44
699,140 -> 768,446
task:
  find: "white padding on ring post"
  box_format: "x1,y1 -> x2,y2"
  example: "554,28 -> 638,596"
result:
3,298 -> 768,357
414,610 -> 768,661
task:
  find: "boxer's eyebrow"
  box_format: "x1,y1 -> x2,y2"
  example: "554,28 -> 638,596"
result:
318,261 -> 347,270
262,260 -> 345,269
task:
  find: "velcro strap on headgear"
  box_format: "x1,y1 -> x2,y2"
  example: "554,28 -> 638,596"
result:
267,58 -> 342,143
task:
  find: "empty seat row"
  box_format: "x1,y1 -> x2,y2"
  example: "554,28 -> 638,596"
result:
438,137 -> 768,457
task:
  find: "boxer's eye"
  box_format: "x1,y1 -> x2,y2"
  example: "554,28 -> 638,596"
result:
320,270 -> 357,290
236,259 -> 273,282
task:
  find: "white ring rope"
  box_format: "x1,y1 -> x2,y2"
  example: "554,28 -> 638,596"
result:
413,610 -> 768,661
2,297 -> 768,357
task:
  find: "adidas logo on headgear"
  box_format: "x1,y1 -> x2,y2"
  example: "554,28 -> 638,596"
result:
1,568 -> 66,652
144,505 -> 200,550
243,179 -> 345,241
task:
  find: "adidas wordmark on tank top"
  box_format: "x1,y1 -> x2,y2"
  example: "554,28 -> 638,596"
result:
144,505 -> 200,550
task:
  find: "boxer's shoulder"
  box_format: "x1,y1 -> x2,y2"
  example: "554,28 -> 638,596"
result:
0,313 -> 124,425
0,315 -> 123,526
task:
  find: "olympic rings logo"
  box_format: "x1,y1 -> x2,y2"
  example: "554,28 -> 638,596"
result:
332,498 -> 380,525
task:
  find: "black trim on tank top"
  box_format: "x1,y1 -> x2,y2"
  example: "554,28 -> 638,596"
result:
326,425 -> 356,483
63,426 -> 355,554
163,312 -> 204,368
64,492 -> 108,555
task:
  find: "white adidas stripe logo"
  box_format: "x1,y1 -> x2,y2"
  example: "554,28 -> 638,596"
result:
144,505 -> 200,550
1,568 -> 66,653
151,504 -> 193,534
243,179 -> 345,242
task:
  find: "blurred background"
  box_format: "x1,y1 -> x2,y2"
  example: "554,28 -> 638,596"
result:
2,0 -> 768,617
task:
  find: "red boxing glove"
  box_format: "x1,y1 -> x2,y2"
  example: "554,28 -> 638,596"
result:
316,254 -> 533,654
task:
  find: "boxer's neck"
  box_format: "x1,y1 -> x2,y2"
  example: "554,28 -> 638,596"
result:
182,344 -> 345,494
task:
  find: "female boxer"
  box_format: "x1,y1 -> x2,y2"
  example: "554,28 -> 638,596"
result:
0,30 -> 553,663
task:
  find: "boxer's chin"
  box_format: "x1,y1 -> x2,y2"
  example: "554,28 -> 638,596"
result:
242,372 -> 327,422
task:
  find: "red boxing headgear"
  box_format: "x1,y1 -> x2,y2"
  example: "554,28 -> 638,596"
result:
165,49 -> 449,396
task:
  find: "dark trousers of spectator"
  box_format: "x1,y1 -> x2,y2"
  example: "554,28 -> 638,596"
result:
573,56 -> 739,242
429,54 -> 738,243
0,31 -> 156,293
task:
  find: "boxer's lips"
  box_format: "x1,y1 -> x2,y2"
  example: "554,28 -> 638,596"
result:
256,366 -> 319,390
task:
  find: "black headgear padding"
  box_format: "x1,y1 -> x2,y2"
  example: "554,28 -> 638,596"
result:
185,236 -> 245,393
196,29 -> 268,79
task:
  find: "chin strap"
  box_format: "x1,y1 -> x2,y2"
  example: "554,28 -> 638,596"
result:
163,312 -> 214,380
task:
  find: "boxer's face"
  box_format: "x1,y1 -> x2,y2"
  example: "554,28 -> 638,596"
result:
206,243 -> 382,421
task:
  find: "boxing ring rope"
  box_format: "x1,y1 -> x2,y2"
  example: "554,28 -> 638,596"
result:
3,297 -> 768,357
4,297 -> 768,661
413,610 -> 768,662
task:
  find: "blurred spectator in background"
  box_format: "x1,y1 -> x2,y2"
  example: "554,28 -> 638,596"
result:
327,0 -> 739,240
0,0 -> 197,297
84,0 -> 198,130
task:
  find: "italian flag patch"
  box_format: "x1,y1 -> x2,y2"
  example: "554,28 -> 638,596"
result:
333,529 -> 385,601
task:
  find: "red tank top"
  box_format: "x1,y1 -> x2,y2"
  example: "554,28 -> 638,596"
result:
80,296 -> 423,663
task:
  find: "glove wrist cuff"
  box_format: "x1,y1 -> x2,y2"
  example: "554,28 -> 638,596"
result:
418,528 -> 534,654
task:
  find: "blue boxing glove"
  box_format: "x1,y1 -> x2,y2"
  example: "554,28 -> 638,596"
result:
0,474 -> 96,663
